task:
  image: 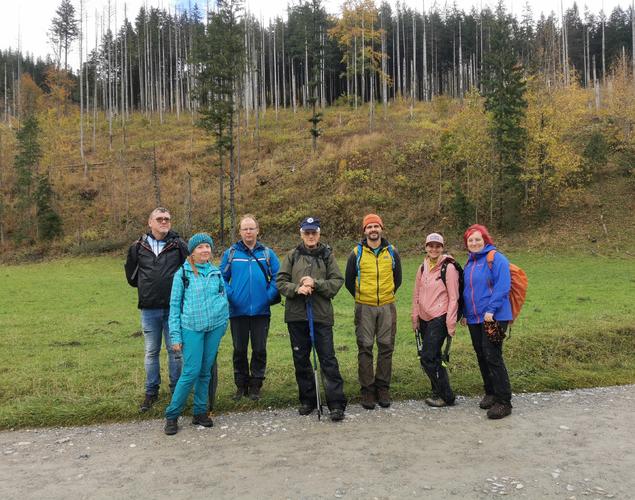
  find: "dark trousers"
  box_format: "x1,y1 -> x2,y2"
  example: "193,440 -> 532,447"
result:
419,316 -> 455,404
468,322 -> 512,405
230,315 -> 270,388
287,321 -> 347,410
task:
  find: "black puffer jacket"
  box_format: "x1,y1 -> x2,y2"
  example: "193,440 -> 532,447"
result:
124,231 -> 189,309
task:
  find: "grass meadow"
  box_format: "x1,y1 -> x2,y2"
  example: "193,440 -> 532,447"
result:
1,252 -> 634,429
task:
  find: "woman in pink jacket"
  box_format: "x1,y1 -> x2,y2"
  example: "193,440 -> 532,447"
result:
411,233 -> 460,407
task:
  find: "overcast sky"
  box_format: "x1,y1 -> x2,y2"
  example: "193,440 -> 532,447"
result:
0,0 -> 627,70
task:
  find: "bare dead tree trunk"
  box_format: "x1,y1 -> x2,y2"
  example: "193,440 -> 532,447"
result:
602,9 -> 606,85
152,143 -> 161,206
108,0 -> 113,151
458,18 -> 464,99
282,24 -> 287,109
361,14 -> 366,105
412,12 -> 417,101
632,0 -> 635,83
273,24 -> 279,119
422,1 -> 428,101
185,169 -> 192,236
380,10 -> 387,108
79,0 -> 87,179
396,9 -> 401,97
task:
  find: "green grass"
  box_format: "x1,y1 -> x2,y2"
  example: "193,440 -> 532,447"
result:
1,253 -> 634,429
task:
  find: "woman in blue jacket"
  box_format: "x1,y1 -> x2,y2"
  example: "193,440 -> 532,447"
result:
164,233 -> 229,435
461,224 -> 513,419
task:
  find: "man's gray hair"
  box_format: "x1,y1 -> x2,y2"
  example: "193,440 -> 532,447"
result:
149,207 -> 170,220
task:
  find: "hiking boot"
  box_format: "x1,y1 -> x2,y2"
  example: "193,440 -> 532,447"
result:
248,382 -> 262,401
164,418 -> 178,435
329,408 -> 345,422
298,403 -> 316,416
361,392 -> 376,410
232,385 -> 248,402
425,397 -> 449,408
487,402 -> 512,420
376,388 -> 391,408
479,394 -> 496,409
192,413 -> 214,427
140,394 -> 158,413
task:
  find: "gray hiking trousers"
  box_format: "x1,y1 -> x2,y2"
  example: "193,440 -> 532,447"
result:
354,302 -> 397,394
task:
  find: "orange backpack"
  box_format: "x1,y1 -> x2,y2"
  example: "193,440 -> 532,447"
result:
486,250 -> 528,323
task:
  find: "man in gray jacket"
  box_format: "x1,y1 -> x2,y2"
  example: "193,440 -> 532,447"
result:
276,217 -> 347,422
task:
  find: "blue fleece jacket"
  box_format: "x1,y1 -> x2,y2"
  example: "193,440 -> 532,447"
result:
169,260 -> 229,344
463,244 -> 513,324
219,241 -> 280,318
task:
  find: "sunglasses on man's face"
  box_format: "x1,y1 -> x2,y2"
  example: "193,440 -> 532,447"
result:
155,217 -> 171,223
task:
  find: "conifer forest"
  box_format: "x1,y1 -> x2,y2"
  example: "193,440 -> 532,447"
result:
0,0 -> 634,254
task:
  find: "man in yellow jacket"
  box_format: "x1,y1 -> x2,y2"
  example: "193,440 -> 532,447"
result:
345,214 -> 402,409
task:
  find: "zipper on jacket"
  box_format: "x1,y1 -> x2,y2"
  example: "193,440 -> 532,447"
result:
375,253 -> 380,305
469,253 -> 480,323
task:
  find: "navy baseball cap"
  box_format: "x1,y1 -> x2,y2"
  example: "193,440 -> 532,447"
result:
300,216 -> 320,231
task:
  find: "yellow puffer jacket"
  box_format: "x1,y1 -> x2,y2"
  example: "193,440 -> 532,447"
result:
345,240 -> 402,306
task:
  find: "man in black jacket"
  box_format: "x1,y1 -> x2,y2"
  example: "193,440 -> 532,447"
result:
125,207 -> 189,412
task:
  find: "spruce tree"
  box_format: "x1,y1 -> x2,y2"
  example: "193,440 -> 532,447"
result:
196,0 -> 245,246
13,114 -> 41,241
34,174 -> 63,240
482,4 -> 528,230
49,0 -> 79,71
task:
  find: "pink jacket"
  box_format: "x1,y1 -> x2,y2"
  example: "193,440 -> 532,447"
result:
411,254 -> 460,335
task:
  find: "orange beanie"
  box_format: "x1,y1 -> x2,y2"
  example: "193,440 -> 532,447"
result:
362,213 -> 383,231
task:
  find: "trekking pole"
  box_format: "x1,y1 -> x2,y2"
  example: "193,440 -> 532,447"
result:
306,297 -> 323,420
415,328 -> 423,355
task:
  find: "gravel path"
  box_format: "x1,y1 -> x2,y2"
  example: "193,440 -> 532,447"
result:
2,385 -> 634,499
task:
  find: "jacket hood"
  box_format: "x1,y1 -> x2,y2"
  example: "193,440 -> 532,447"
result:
144,229 -> 181,242
297,242 -> 329,257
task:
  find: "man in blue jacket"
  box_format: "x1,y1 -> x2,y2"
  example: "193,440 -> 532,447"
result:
220,214 -> 281,401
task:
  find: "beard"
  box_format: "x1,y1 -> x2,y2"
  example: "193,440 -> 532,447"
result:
367,231 -> 380,240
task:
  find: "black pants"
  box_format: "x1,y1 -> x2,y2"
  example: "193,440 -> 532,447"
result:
230,315 -> 270,388
419,316 -> 455,404
468,322 -> 512,405
287,321 -> 347,411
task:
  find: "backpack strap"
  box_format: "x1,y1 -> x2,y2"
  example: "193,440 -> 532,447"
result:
223,246 -> 237,275
264,246 -> 273,278
386,244 -> 396,269
180,264 -> 189,312
177,238 -> 188,264
439,261 -> 448,287
355,243 -> 363,289
486,250 -> 497,269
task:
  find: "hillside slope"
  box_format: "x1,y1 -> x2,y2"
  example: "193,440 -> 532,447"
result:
1,95 -> 634,259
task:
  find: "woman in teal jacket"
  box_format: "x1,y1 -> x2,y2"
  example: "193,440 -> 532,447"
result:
164,233 -> 229,435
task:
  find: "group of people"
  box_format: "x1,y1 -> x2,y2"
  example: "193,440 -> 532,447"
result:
125,207 -> 515,436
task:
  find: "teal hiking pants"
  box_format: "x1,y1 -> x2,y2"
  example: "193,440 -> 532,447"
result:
165,324 -> 226,419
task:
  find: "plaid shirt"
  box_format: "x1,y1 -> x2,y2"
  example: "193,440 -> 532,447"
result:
169,260 -> 229,344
